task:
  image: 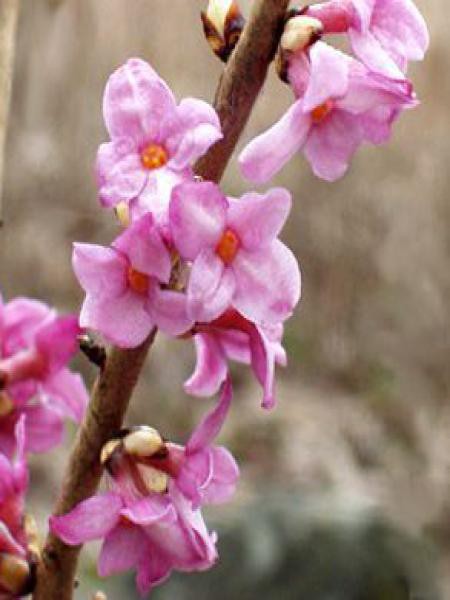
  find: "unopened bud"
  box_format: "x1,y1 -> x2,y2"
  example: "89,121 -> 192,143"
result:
24,514 -> 40,560
280,15 -> 323,53
123,427 -> 164,458
114,201 -> 130,228
136,463 -> 169,494
0,392 -> 14,418
0,553 -> 32,596
100,439 -> 121,465
201,0 -> 245,62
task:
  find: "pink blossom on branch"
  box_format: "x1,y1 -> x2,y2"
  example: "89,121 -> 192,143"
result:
307,0 -> 429,78
51,381 -> 238,597
184,309 -> 287,409
72,213 -> 193,348
239,41 -> 417,182
0,296 -> 88,456
96,58 -> 222,229
169,181 -> 301,325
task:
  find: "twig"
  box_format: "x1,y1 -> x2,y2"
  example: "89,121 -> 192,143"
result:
0,0 -> 20,226
32,1 -> 289,598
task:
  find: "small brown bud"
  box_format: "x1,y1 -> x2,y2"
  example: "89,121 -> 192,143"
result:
0,553 -> 32,596
0,392 -> 14,418
201,0 -> 245,62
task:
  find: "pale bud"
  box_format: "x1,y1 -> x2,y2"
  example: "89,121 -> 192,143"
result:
114,201 -> 130,227
123,427 -> 164,458
0,553 -> 32,596
280,15 -> 323,53
201,0 -> 245,62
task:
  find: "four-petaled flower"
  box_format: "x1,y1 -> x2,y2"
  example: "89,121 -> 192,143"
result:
170,181 -> 301,325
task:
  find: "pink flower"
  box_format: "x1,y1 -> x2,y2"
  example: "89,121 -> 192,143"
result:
73,213 -> 193,348
239,41 -> 417,182
96,58 -> 222,229
0,296 -> 88,456
308,0 -> 429,78
184,309 -> 287,409
51,382 -> 238,597
0,418 -> 34,598
169,181 -> 300,325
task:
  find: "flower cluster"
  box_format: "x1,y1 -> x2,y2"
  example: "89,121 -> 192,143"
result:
239,0 -> 428,182
0,295 -> 88,457
51,380 -> 238,596
0,418 -> 35,598
51,0 -> 428,594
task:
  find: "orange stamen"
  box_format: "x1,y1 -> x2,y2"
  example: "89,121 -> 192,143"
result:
311,99 -> 334,124
140,144 -> 168,170
128,267 -> 150,295
216,228 -> 240,265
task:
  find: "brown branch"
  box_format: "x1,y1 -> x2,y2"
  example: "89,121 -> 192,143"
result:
32,1 -> 289,598
0,0 -> 20,225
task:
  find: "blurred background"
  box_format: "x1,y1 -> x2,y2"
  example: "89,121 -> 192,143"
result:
0,0 -> 449,598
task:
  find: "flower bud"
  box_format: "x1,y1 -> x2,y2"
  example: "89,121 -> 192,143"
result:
123,426 -> 164,458
201,0 -> 245,62
0,392 -> 14,418
0,553 -> 33,596
114,201 -> 130,227
280,15 -> 323,53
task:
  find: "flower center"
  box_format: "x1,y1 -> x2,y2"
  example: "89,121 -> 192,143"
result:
216,228 -> 240,265
311,99 -> 334,124
140,144 -> 168,170
127,267 -> 150,295
0,392 -> 13,418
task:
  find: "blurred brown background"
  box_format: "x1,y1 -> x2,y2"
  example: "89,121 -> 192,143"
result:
0,1 -> 449,598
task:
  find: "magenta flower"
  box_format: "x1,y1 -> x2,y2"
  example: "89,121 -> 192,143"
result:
308,0 -> 429,78
240,41 -> 417,182
73,213 -> 193,348
96,58 -> 222,228
0,296 -> 88,456
51,382 -> 238,597
169,181 -> 300,325
184,309 -> 286,409
0,418 -> 34,598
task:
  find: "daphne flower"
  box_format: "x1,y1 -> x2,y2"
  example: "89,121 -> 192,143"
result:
240,41 -> 417,182
169,181 -> 300,325
0,418 -> 34,599
51,382 -> 238,597
73,214 -> 193,348
184,309 -> 286,409
307,0 -> 429,78
0,296 -> 88,456
96,58 -> 222,229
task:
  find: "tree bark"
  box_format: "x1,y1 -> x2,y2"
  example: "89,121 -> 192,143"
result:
32,0 -> 289,597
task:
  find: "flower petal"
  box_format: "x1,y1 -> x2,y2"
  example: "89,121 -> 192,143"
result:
170,181 -> 227,261
303,42 -> 350,112
103,58 -> 176,145
227,188 -> 291,251
43,369 -> 88,423
72,243 -> 127,299
121,495 -> 177,527
146,287 -> 194,337
50,492 -> 122,545
112,214 -> 171,283
187,250 -> 236,323
303,109 -> 364,181
96,139 -> 146,208
186,378 -> 232,454
168,98 -> 222,170
233,241 -> 301,324
98,523 -> 146,577
22,404 -> 64,453
80,291 -> 155,349
184,333 -> 227,397
239,99 -> 310,184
